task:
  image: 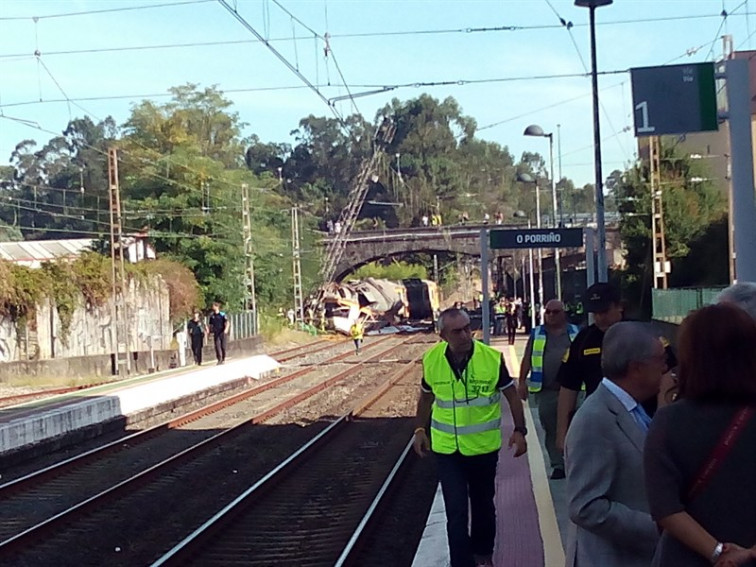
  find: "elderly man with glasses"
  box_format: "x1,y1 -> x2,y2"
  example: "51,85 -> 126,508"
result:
518,299 -> 579,479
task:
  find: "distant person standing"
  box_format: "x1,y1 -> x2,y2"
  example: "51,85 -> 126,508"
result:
518,300 -> 579,480
208,302 -> 229,365
186,311 -> 206,365
505,303 -> 519,345
350,320 -> 364,354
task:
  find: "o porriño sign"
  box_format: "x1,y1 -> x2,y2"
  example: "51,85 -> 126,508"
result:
489,228 -> 583,249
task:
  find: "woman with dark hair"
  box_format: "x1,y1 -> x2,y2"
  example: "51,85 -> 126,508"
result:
644,304 -> 756,566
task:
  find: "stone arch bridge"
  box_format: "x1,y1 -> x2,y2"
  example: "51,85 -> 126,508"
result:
329,223 -> 623,282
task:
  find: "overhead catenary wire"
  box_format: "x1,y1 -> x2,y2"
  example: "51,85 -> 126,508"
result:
4,11 -> 756,60
215,0 -> 353,135
545,0 -> 631,164
0,0 -> 213,21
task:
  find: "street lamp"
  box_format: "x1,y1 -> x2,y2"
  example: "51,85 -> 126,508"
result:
524,123 -> 563,299
575,0 -> 612,283
516,172 -> 544,322
514,209 -> 536,329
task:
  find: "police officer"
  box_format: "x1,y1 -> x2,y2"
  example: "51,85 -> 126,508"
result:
413,307 -> 527,567
554,283 -> 676,451
208,301 -> 229,365
186,311 -> 206,365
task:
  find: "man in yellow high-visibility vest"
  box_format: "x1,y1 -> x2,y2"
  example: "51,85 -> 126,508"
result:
413,307 -> 527,567
349,320 -> 364,354
517,299 -> 578,480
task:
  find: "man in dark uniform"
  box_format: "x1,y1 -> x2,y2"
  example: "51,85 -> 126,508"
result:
208,301 -> 229,365
554,283 -> 676,451
186,311 -> 206,365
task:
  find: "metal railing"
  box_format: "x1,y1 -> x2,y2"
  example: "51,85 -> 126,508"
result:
229,310 -> 257,340
652,287 -> 725,323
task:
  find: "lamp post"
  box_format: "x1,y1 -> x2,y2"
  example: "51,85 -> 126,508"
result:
517,173 -> 544,323
514,210 -> 536,329
524,124 -> 563,299
575,0 -> 612,283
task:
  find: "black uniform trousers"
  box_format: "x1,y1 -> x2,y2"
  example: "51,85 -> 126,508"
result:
190,334 -> 204,364
213,332 -> 227,363
436,450 -> 499,567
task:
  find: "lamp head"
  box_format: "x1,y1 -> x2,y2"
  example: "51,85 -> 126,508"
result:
523,124 -> 546,137
516,172 -> 535,184
574,0 -> 613,7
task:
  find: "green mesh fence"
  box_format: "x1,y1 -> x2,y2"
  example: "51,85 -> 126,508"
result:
652,288 -> 726,323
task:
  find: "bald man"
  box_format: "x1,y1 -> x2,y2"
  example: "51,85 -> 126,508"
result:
518,299 -> 579,479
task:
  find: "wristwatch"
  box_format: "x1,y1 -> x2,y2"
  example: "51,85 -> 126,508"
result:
710,542 -> 723,564
514,426 -> 528,436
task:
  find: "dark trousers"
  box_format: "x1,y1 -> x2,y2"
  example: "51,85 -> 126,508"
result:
353,338 -> 362,353
191,334 -> 204,364
507,323 -> 517,345
213,333 -> 227,362
436,450 -> 499,567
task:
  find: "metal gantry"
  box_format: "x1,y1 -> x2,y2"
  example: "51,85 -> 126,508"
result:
292,206 -> 304,324
649,136 -> 669,289
107,147 -> 130,374
241,183 -> 257,322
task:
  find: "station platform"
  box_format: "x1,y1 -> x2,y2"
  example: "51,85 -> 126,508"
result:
0,355 -> 280,459
413,335 -> 567,567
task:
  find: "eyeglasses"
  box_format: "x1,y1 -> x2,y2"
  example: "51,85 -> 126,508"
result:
544,309 -> 563,315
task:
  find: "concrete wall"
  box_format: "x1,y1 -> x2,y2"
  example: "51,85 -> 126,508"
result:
1,277 -> 172,364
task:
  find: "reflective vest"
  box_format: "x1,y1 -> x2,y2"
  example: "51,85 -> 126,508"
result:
350,324 -> 364,340
529,324 -> 579,392
422,340 -> 502,456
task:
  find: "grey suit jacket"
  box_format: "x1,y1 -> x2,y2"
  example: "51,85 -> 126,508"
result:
564,383 -> 659,567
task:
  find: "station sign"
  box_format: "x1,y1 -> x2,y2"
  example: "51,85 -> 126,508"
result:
630,62 -> 718,137
489,228 -> 583,249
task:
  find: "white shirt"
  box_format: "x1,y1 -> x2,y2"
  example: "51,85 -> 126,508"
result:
601,377 -> 650,432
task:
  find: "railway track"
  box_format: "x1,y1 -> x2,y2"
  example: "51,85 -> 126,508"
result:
0,334 -> 428,564
152,352 -> 424,567
0,338 -> 332,409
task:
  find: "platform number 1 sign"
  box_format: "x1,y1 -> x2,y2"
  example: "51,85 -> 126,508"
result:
630,63 -> 718,137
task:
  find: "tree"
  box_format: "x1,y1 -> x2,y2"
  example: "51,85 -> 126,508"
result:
613,142 -> 728,313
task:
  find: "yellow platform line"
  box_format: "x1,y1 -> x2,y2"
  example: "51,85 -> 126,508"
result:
503,344 -> 566,567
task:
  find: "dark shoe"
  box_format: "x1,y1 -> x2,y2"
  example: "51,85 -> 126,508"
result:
550,467 -> 566,480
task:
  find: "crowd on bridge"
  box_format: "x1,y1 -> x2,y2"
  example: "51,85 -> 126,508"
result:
414,281 -> 756,567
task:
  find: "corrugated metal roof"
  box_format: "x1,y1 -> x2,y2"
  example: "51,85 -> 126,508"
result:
0,238 -> 95,267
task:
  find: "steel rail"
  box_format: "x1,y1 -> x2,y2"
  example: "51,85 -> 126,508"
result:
150,350 -> 424,566
0,335 -> 417,556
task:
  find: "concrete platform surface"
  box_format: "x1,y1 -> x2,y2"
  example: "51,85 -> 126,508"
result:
0,355 -> 280,456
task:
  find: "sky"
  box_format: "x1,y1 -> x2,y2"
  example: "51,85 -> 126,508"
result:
0,0 -> 754,188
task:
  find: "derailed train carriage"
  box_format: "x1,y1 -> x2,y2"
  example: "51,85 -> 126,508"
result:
321,277 -> 440,335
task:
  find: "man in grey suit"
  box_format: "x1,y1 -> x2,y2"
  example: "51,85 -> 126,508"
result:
564,322 -> 667,567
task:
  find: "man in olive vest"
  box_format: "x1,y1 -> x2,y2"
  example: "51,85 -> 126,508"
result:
413,307 -> 528,567
518,299 -> 579,479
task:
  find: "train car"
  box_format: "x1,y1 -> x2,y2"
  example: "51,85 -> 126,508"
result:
321,277 -> 439,335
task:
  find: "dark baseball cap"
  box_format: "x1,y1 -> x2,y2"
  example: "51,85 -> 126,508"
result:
585,283 -> 621,312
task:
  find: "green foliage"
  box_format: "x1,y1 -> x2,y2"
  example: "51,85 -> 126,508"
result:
613,142 -> 728,312
138,257 -> 202,321
352,260 -> 428,281
70,251 -> 113,307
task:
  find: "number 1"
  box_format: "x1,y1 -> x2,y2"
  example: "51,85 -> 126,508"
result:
635,101 -> 655,133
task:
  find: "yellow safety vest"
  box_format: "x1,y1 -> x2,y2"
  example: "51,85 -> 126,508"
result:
350,324 -> 363,339
422,340 -> 502,456
529,324 -> 579,392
